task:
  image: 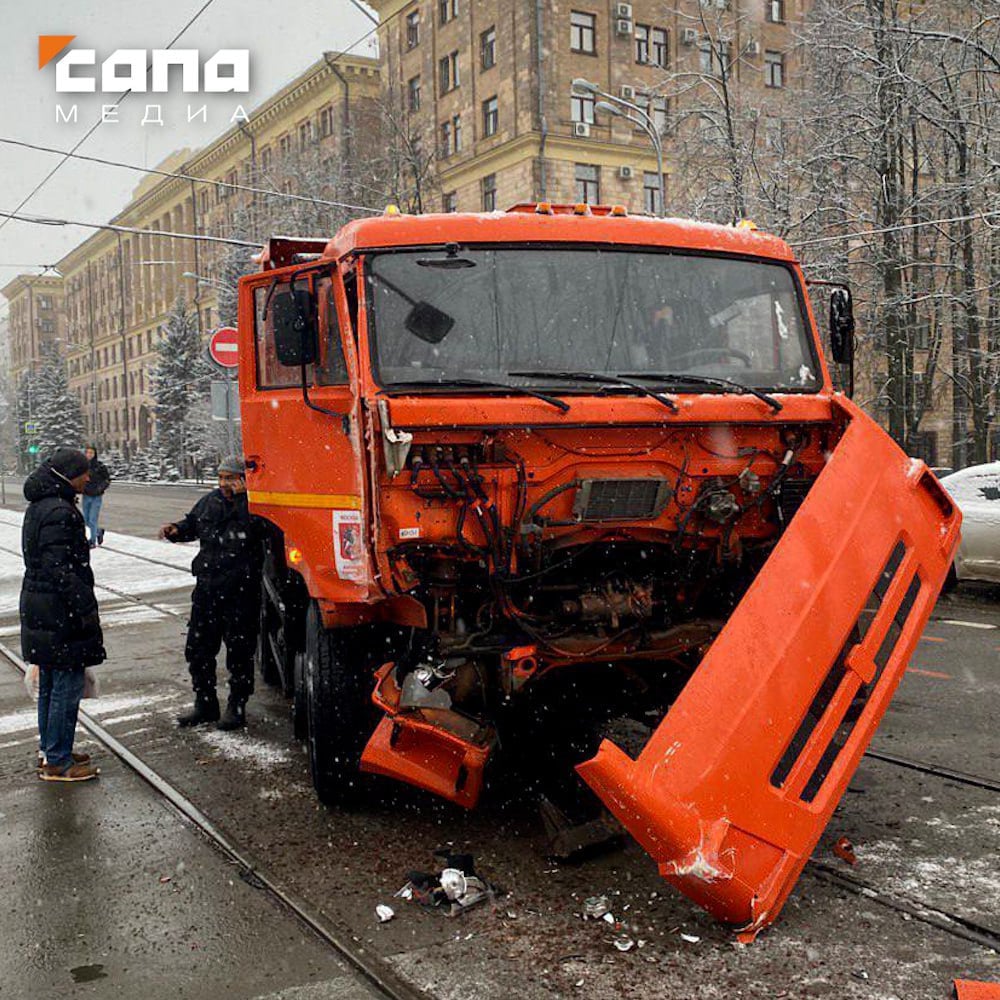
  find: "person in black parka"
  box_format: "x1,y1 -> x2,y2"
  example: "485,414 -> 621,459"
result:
20,448 -> 105,782
81,444 -> 111,548
159,455 -> 264,731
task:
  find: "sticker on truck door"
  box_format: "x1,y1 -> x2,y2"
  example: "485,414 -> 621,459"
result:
333,509 -> 364,582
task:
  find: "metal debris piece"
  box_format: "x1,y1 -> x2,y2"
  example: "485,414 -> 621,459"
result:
832,836 -> 857,865
613,935 -> 635,952
852,970 -> 870,981
440,868 -> 468,902
539,796 -> 625,862
583,896 -> 610,920
376,904 -> 395,923
602,912 -> 616,925
680,933 -> 701,944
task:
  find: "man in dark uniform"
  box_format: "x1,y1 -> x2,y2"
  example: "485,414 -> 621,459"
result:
159,455 -> 264,730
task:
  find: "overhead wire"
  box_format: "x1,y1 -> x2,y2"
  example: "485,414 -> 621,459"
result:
0,0 -> 222,238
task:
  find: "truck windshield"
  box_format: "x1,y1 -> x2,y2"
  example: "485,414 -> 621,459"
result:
367,247 -> 820,393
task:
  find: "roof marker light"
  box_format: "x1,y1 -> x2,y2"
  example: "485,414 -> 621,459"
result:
385,204 -> 401,215
572,203 -> 592,215
737,219 -> 759,231
535,202 -> 554,215
610,205 -> 628,217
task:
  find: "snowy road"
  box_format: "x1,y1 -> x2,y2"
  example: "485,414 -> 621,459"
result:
0,509 -> 194,620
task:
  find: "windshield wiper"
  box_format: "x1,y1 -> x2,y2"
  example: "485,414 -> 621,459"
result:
507,370 -> 678,413
385,377 -> 571,413
620,372 -> 783,413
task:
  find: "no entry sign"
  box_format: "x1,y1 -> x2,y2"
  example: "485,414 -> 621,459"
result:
208,326 -> 239,369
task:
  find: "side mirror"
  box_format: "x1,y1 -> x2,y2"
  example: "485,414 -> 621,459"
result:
830,288 -> 855,366
272,287 -> 318,366
404,301 -> 454,344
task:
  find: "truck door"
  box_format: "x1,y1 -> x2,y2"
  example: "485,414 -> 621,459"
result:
577,397 -> 960,938
240,268 -> 372,603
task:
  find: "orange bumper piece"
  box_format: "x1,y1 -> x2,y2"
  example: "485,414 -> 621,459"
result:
577,399 -> 961,939
954,982 -> 1000,1000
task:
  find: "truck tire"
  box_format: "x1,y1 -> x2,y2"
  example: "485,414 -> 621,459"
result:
292,650 -> 308,740
303,603 -> 376,807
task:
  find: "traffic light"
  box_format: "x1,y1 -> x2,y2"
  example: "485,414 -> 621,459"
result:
27,444 -> 40,455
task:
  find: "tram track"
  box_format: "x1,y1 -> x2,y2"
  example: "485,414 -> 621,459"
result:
1,523 -> 997,959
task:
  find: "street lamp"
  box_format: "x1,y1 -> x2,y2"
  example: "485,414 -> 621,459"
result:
573,78 -> 665,218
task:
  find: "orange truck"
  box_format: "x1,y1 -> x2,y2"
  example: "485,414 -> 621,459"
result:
238,203 -> 960,939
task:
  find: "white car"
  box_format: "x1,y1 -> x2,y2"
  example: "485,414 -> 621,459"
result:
940,462 -> 1000,584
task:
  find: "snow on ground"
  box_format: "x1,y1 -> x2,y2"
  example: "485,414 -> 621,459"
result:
196,728 -> 292,768
0,510 -> 193,617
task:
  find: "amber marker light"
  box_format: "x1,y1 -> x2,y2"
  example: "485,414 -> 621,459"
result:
287,546 -> 304,565
610,205 -> 628,217
535,202 -> 554,214
572,203 -> 592,215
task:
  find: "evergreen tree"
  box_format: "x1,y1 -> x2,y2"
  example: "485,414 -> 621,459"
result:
149,297 -> 211,471
15,346 -> 84,466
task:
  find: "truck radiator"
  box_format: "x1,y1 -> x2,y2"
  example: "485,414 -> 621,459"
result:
573,478 -> 671,522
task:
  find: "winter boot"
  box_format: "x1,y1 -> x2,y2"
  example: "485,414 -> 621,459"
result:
177,692 -> 220,727
217,696 -> 246,731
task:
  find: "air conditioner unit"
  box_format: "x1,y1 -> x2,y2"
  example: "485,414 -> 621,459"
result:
615,2 -> 633,18
620,85 -> 635,100
618,165 -> 634,180
681,27 -> 699,45
746,38 -> 760,56
573,121 -> 591,138
615,18 -> 633,36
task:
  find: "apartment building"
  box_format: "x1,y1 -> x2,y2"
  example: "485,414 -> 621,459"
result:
5,52 -> 380,457
0,275 -> 66,386
371,0 -> 801,213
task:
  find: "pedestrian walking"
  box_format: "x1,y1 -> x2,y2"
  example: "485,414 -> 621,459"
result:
20,448 -> 105,782
81,445 -> 111,548
159,455 -> 264,730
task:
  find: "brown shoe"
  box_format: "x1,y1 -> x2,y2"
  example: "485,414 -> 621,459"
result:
36,751 -> 91,770
38,762 -> 100,782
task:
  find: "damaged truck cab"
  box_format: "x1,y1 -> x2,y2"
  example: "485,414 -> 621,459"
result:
238,203 -> 960,939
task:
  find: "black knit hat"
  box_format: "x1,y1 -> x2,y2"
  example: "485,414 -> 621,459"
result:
47,447 -> 90,481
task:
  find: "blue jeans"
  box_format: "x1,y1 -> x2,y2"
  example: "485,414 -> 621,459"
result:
38,666 -> 85,769
82,494 -> 103,544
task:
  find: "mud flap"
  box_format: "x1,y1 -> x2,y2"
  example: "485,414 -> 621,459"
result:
576,399 -> 961,939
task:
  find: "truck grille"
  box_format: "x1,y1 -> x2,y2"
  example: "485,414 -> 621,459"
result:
573,478 -> 671,522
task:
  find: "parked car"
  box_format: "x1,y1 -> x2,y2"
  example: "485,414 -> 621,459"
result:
940,463 -> 1000,584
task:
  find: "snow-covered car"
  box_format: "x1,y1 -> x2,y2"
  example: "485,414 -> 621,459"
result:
940,462 -> 1000,584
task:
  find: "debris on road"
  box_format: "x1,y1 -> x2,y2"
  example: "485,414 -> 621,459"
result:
833,836 -> 858,865
953,980 -> 1000,999
395,850 -> 497,917
679,933 -> 701,944
583,896 -> 610,920
612,934 -> 635,952
539,796 -> 624,862
375,904 -> 395,923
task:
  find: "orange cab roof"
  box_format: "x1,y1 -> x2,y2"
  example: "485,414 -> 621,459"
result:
321,205 -> 797,264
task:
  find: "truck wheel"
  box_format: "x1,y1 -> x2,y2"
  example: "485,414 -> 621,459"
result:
292,650 -> 308,740
304,603 -> 375,807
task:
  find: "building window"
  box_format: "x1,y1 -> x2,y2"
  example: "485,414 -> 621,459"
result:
570,11 -> 596,54
636,95 -> 669,133
764,50 -> 785,87
651,28 -> 668,68
38,295 -> 52,310
482,173 -> 497,211
575,163 -> 600,203
571,91 -> 595,123
299,120 -> 313,150
635,24 -> 649,62
700,39 -> 732,75
767,0 -> 785,23
439,0 -> 458,24
408,75 -> 421,112
643,171 -> 663,215
260,147 -> 272,173
480,26 -> 496,70
406,9 -> 420,48
440,120 -> 453,156
452,113 -> 462,152
439,51 -> 460,94
279,134 -> 292,157
319,106 -> 334,137
482,96 -> 498,137
443,191 -> 458,212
